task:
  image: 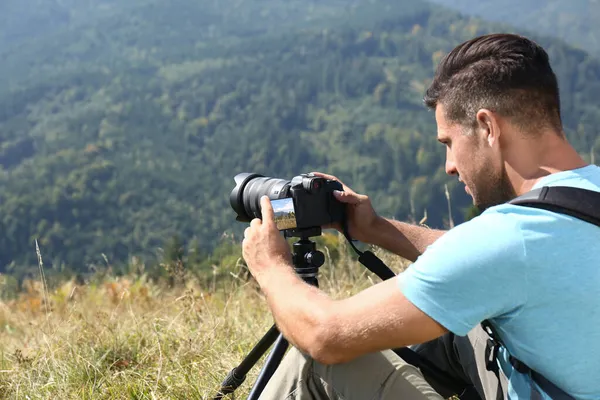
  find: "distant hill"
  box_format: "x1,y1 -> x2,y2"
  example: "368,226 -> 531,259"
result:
1,0 -> 599,274
428,0 -> 600,56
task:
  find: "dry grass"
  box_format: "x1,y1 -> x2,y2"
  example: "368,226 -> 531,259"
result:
0,241 -> 411,399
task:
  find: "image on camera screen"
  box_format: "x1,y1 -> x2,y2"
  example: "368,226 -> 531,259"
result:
272,198 -> 297,230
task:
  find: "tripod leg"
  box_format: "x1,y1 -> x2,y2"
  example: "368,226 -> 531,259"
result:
217,234 -> 321,398
213,325 -> 280,400
247,333 -> 289,400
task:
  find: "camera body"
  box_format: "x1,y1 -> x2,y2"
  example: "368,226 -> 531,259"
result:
287,174 -> 345,230
230,172 -> 345,232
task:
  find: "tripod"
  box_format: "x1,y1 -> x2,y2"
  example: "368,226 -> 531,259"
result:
214,226 -> 474,399
213,227 -> 325,400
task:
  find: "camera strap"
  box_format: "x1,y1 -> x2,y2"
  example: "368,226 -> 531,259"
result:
341,220 -> 396,280
341,218 -> 470,395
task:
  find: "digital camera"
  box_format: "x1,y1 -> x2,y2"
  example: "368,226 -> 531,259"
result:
230,173 -> 345,232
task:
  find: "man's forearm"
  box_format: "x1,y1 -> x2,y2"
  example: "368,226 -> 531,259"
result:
367,217 -> 446,262
255,263 -> 334,356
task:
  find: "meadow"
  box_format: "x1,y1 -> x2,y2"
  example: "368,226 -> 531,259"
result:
0,235 -> 410,399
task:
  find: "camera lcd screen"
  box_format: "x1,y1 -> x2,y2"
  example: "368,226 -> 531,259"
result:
271,198 -> 297,230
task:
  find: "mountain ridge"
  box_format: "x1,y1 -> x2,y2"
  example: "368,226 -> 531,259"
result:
1,0 -> 599,275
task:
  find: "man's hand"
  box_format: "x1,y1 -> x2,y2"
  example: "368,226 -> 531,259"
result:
242,196 -> 293,282
311,172 -> 379,243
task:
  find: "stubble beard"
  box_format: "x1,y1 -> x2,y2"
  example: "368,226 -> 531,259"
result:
471,165 -> 517,212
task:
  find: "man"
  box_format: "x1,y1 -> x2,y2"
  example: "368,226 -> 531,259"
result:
242,33 -> 600,399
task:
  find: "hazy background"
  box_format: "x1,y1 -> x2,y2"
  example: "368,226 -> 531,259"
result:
1,0 -> 599,280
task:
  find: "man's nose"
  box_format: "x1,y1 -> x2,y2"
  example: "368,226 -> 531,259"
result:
445,152 -> 457,176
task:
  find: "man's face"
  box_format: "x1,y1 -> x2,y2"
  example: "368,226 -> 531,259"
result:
435,105 -> 516,210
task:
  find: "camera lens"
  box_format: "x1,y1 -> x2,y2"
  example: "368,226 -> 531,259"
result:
230,173 -> 291,221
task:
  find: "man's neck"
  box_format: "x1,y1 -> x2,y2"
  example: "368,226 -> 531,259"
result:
511,135 -> 588,195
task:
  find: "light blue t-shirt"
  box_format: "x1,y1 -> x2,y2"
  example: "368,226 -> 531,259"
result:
399,165 -> 600,399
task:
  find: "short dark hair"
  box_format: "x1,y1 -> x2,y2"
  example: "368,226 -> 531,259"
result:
424,33 -> 562,133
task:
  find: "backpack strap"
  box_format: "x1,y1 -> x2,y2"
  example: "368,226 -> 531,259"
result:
482,320 -> 576,399
509,186 -> 600,228
482,185 -> 600,399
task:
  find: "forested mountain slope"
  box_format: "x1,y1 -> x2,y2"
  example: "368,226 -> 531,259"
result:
1,0 -> 599,272
428,0 -> 600,56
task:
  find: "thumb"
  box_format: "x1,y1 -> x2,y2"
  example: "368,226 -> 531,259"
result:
333,190 -> 361,205
260,196 -> 276,226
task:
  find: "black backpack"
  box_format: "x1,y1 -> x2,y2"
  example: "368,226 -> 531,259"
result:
481,185 -> 600,400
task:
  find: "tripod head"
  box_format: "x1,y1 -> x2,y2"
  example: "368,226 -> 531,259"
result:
284,227 -> 324,287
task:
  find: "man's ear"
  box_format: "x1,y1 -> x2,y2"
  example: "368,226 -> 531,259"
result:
475,109 -> 500,148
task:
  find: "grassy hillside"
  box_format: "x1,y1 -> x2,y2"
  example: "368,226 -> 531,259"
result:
0,235 -> 412,399
1,0 -> 599,275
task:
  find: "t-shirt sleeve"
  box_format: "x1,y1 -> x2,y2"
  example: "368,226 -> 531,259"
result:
398,211 -> 528,336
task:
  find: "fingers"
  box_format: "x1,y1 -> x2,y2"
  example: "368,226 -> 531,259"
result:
245,218 -> 262,240
333,189 -> 362,205
260,196 -> 275,228
244,198 -> 274,241
311,171 -> 339,182
311,171 -> 357,195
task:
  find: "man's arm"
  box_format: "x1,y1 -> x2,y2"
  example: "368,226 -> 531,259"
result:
257,263 -> 447,365
366,217 -> 446,262
242,197 -> 448,364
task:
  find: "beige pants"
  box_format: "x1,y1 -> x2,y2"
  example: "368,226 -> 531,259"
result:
259,347 -> 444,400
258,326 -> 508,400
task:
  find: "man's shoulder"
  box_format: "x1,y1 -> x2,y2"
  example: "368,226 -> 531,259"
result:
480,201 -> 577,234
453,207 -> 524,238
483,169 -> 600,227
428,210 -> 525,261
